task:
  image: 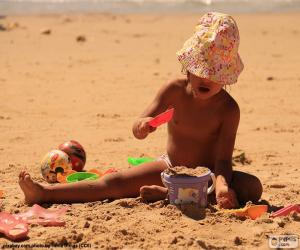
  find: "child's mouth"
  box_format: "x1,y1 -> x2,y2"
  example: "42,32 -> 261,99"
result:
198,86 -> 210,93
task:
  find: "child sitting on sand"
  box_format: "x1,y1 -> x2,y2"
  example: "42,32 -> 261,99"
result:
19,12 -> 262,209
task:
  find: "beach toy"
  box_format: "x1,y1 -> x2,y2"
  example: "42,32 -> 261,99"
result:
0,212 -> 28,241
40,150 -> 73,183
223,204 -> 268,220
58,140 -> 86,172
148,108 -> 174,128
66,172 -> 99,183
127,157 -> 154,166
102,168 -> 118,176
161,168 -> 216,207
15,204 -> 68,226
57,170 -> 77,183
270,204 -> 300,218
88,168 -> 103,176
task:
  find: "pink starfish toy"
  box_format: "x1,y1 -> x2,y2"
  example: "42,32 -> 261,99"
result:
14,204 -> 68,226
0,212 -> 28,241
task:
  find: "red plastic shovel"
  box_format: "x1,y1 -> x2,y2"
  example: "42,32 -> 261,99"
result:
270,204 -> 300,218
0,212 -> 28,241
148,108 -> 174,128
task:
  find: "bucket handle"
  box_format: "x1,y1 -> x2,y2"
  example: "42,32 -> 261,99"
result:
207,173 -> 216,194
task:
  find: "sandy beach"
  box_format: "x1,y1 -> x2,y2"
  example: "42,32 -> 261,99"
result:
0,11 -> 300,249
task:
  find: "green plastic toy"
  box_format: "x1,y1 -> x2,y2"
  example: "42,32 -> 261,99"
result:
127,157 -> 154,166
66,172 -> 99,183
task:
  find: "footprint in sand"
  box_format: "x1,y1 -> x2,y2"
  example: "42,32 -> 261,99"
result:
62,17 -> 73,23
104,137 -> 124,142
96,113 -> 121,118
132,33 -> 146,38
9,136 -> 24,142
41,28 -> 51,35
76,35 -> 86,42
234,236 -> 244,246
154,58 -> 160,64
269,184 -> 286,189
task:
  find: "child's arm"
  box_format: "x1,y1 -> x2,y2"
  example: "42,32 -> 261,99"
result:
132,80 -> 178,140
214,100 -> 240,208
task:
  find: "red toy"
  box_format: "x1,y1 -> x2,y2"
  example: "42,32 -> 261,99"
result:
15,204 -> 68,226
148,108 -> 174,128
270,204 -> 300,218
58,140 -> 86,172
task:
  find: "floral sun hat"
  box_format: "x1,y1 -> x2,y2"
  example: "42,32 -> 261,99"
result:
176,12 -> 244,85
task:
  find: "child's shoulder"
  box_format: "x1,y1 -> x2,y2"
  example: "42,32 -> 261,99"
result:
221,90 -> 240,118
160,78 -> 188,94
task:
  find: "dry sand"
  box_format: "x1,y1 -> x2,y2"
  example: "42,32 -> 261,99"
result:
164,166 -> 210,176
0,12 -> 300,249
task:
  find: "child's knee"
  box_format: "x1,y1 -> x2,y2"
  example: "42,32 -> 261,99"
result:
232,171 -> 263,203
243,175 -> 263,203
250,175 -> 263,201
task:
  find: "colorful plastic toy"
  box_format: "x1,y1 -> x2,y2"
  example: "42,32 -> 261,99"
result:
56,166 -> 118,184
102,168 -> 118,176
223,204 -> 268,220
0,212 -> 28,241
15,204 -> 68,226
148,108 -> 174,128
58,140 -> 86,172
66,172 -> 99,183
270,204 -> 300,218
40,150 -> 73,183
88,168 -> 102,176
127,157 -> 154,166
57,170 -> 76,183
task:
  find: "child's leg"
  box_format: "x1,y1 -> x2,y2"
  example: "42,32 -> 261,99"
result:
230,170 -> 263,204
19,161 -> 168,205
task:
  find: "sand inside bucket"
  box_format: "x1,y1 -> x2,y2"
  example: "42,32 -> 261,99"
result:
164,166 -> 209,177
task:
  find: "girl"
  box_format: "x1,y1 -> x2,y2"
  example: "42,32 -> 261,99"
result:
19,12 -> 262,209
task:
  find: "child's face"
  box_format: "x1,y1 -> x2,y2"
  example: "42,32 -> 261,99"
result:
188,72 -> 223,100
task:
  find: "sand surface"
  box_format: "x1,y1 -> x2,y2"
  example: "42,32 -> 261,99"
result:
0,12 -> 300,249
164,166 -> 210,177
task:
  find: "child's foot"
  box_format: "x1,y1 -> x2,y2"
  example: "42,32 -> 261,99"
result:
18,170 -> 46,205
140,185 -> 168,202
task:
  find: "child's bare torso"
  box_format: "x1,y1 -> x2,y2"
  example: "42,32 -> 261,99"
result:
165,79 -> 236,170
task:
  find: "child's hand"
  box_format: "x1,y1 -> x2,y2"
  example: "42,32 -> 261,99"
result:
216,185 -> 239,209
133,117 -> 157,139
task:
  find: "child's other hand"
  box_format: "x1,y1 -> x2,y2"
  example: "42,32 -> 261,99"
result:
134,117 -> 157,139
216,185 -> 239,209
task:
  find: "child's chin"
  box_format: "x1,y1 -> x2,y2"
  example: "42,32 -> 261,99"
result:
194,93 -> 212,100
